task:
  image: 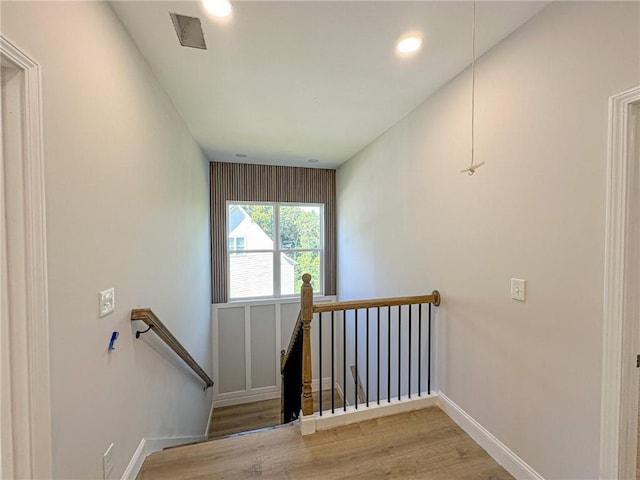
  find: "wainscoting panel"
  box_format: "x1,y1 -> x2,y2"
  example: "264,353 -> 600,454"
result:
217,306 -> 245,394
212,296 -> 336,407
250,304 -> 276,389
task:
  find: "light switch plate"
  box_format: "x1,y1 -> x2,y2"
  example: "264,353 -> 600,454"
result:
99,288 -> 115,318
511,279 -> 526,302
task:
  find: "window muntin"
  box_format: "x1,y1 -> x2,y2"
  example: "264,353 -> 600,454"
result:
227,202 -> 323,300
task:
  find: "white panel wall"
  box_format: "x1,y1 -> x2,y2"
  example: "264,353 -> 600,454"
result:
0,3 -> 212,479
213,297 -> 335,407
218,307 -> 246,394
337,2 -> 639,479
251,305 -> 277,388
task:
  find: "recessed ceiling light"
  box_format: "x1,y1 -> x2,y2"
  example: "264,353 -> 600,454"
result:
308,158 -> 319,163
396,33 -> 424,55
202,0 -> 232,18
235,153 -> 247,158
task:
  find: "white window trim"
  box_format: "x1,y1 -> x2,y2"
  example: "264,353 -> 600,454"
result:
226,201 -> 324,301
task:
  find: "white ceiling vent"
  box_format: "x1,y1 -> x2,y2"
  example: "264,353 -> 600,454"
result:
170,13 -> 207,50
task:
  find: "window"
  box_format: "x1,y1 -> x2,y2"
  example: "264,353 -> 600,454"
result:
227,202 -> 323,300
227,236 -> 246,251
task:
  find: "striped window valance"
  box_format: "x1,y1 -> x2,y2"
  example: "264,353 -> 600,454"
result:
210,162 -> 336,303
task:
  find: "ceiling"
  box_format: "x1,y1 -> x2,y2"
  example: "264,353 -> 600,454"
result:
111,1 -> 548,169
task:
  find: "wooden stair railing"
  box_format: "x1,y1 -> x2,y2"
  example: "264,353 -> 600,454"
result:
281,274 -> 441,420
280,274 -> 313,423
131,308 -> 214,390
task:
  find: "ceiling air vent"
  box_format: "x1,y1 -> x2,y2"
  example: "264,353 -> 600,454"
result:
169,13 -> 207,50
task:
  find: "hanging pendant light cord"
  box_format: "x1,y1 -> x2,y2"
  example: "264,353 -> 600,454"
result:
460,0 -> 484,176
470,0 -> 475,173
461,0 -> 484,176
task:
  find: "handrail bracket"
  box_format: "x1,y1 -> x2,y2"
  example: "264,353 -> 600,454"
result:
131,308 -> 215,390
135,325 -> 153,338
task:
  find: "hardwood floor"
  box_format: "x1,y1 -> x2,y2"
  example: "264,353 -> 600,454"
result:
139,407 -> 515,480
208,390 -> 343,439
208,397 -> 281,439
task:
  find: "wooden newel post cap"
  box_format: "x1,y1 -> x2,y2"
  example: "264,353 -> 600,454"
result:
302,273 -> 312,285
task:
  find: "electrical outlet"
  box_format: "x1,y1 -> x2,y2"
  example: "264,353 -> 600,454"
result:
103,443 -> 114,480
99,288 -> 115,318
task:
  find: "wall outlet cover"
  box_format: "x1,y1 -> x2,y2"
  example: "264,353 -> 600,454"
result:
99,288 -> 115,318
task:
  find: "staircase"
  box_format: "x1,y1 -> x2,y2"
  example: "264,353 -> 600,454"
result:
134,275 -> 447,479
135,407 -> 516,480
281,273 -> 441,434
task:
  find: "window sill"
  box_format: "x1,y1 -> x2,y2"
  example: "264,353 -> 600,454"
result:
213,295 -> 336,308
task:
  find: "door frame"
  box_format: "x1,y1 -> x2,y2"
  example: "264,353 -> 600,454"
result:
0,35 -> 52,479
600,85 -> 640,480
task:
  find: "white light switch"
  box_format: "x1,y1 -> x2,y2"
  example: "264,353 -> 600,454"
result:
99,288 -> 115,317
511,279 -> 526,301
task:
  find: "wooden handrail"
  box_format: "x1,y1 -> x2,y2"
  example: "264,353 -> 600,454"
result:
131,308 -> 214,389
282,295 -> 441,371
313,293 -> 441,313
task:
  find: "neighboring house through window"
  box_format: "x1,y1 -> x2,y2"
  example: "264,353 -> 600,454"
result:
227,203 -> 323,300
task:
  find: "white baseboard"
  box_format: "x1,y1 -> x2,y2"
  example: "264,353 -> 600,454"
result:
310,394 -> 438,433
121,434 -> 207,480
205,396 -> 215,437
312,377 -> 333,392
334,382 -> 348,406
145,434 -> 207,454
437,391 -> 544,480
214,377 -> 332,408
121,438 -> 147,480
214,386 -> 280,407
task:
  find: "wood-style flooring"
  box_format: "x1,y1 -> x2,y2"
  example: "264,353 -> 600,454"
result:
138,407 -> 515,480
208,390 -> 343,439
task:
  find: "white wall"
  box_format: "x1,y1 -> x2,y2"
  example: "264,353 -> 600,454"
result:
337,2 -> 639,479
1,2 -> 212,479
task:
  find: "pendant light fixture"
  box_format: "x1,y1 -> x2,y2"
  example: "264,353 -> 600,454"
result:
460,0 -> 485,176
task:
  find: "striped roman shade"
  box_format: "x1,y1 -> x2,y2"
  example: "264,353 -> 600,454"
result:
210,162 -> 336,303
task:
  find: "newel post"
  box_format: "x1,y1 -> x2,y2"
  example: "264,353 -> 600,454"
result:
301,273 -> 314,416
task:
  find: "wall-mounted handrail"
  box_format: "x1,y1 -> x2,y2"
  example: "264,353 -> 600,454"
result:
131,308 -> 214,390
